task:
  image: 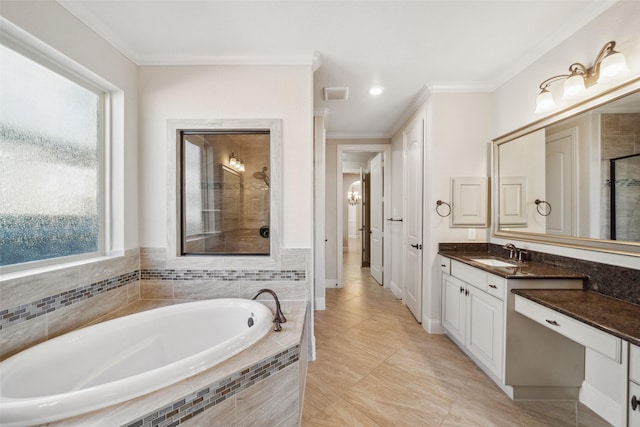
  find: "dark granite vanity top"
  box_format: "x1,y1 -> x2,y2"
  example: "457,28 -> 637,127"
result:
512,289 -> 640,347
439,250 -> 587,280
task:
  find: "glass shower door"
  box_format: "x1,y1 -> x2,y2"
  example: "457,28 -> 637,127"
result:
610,153 -> 640,241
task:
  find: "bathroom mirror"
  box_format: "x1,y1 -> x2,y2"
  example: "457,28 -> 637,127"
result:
180,130 -> 271,256
494,78 -> 640,256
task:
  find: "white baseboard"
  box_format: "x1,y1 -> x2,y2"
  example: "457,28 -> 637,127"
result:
390,280 -> 403,299
325,279 -> 339,288
423,318 -> 445,334
315,297 -> 326,310
309,335 -> 316,361
579,380 -> 623,426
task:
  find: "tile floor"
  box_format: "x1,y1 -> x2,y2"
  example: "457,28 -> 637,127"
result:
302,239 -> 610,426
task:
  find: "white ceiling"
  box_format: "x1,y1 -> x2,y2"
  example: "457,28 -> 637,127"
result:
58,0 -> 616,138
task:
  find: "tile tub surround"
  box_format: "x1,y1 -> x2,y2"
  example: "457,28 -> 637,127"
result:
438,243 -> 640,305
0,249 -> 140,361
42,300 -> 308,427
139,247 -> 310,302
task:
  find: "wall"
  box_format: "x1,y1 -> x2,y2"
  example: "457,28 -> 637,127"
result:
137,65 -> 314,302
492,2 -> 640,423
493,2 -> 640,266
0,1 -> 140,360
390,92 -> 493,332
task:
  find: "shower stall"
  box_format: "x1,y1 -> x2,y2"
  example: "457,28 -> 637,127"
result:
610,153 -> 640,241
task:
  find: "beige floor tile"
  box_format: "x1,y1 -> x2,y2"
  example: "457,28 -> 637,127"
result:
302,238 -> 610,427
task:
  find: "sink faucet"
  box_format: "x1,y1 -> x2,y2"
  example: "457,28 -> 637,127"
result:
251,289 -> 287,331
502,243 -> 518,260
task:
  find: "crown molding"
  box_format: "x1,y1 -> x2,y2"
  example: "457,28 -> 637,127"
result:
426,82 -> 496,93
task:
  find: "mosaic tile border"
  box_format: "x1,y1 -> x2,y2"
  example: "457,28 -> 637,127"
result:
0,270 -> 139,330
140,268 -> 306,282
124,345 -> 300,427
1,267 -> 305,331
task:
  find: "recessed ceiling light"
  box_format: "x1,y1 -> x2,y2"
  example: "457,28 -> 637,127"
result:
369,86 -> 384,96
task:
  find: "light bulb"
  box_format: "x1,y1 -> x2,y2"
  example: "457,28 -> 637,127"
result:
535,89 -> 556,113
562,74 -> 586,100
598,51 -> 629,83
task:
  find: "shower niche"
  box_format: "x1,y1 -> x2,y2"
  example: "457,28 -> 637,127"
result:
180,130 -> 271,256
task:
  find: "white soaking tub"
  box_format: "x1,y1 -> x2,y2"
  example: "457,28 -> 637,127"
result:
0,298 -> 273,427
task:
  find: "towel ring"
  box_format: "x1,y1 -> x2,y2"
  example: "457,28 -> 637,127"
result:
436,200 -> 451,217
535,199 -> 552,216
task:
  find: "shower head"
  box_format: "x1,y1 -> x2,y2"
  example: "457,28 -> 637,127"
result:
253,166 -> 270,187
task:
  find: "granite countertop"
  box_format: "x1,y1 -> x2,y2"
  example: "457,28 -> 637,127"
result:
439,250 -> 587,280
512,289 -> 640,347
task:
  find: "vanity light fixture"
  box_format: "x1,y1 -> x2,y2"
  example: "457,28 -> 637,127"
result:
229,153 -> 245,172
535,41 -> 629,113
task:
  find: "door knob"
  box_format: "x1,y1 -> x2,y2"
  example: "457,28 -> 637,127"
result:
410,243 -> 419,248
632,395 -> 638,411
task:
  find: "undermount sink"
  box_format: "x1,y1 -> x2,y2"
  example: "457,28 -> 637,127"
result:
470,258 -> 518,268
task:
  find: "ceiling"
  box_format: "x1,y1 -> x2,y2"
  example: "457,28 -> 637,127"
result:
58,0 -> 615,138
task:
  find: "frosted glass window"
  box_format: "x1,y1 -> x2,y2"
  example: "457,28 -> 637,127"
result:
0,44 -> 102,267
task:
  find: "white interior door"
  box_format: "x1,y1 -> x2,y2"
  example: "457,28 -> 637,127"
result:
369,153 -> 383,285
545,130 -> 576,236
403,119 -> 423,322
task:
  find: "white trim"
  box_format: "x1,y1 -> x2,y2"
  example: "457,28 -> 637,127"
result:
336,144 -> 392,289
389,86 -> 431,138
314,297 -> 326,311
426,82 -> 495,93
579,380 -> 623,427
423,318 -> 445,334
390,280 -> 403,299
325,279 -> 338,289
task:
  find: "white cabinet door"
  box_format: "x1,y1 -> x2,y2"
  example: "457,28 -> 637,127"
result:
442,274 -> 465,344
466,286 -> 504,379
630,381 -> 640,427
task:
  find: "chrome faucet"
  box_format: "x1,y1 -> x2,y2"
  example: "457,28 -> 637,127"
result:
502,243 -> 518,260
251,289 -> 287,331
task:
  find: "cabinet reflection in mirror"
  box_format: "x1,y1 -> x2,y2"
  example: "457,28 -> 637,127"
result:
495,85 -> 640,250
180,130 -> 270,256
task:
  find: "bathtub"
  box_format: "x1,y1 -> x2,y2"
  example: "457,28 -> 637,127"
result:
0,298 -> 273,427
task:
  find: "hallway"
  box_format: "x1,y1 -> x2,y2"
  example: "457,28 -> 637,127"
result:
302,239 -> 608,426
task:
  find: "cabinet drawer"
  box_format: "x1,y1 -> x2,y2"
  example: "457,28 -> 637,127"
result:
631,344 -> 640,384
451,260 -> 487,292
514,295 -> 622,363
439,256 -> 451,275
486,274 -> 505,300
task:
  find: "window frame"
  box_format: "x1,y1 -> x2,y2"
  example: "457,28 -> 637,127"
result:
0,31 -> 109,273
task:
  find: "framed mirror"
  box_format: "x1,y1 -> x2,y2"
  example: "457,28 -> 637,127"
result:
493,78 -> 640,256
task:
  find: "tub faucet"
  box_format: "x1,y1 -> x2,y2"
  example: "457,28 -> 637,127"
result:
251,289 -> 287,331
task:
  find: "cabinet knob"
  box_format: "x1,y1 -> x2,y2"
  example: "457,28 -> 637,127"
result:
465,289 -> 469,296
545,319 -> 560,326
489,284 -> 498,289
459,286 -> 465,293
441,264 -> 446,267
632,395 -> 638,411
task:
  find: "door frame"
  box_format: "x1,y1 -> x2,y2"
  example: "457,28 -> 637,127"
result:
336,144 -> 392,288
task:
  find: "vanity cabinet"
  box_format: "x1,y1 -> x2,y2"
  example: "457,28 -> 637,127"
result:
441,262 -> 503,378
440,255 -> 585,400
631,344 -> 640,427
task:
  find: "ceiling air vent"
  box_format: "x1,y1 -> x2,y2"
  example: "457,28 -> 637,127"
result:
324,87 -> 349,101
